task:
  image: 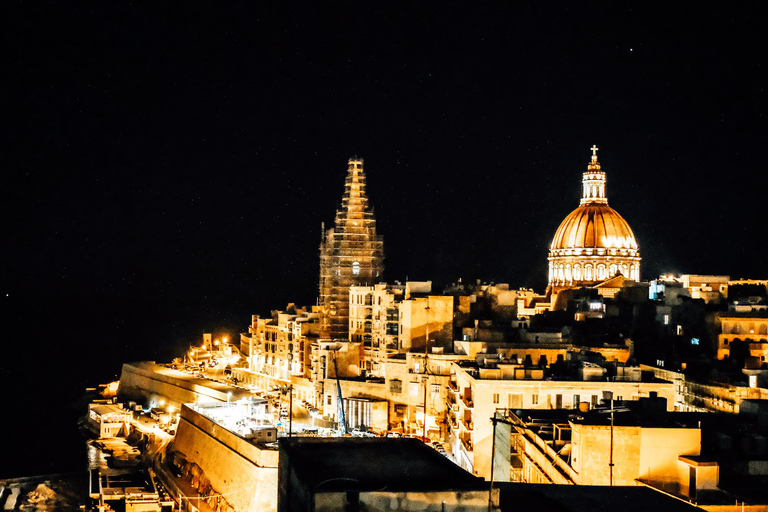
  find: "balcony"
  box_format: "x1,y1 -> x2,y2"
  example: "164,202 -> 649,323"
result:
461,395 -> 474,408
460,434 -> 473,453
447,410 -> 458,430
448,379 -> 458,392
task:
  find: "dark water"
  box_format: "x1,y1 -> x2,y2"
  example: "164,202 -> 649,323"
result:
0,293 -> 255,479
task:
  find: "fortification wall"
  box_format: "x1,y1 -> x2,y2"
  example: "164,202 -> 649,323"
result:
117,362 -> 228,409
171,405 -> 278,511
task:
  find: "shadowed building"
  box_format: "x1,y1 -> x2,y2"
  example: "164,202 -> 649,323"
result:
319,158 -> 384,342
277,437 -> 493,512
548,146 -> 641,291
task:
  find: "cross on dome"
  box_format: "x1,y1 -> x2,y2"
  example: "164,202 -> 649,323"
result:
590,144 -> 599,163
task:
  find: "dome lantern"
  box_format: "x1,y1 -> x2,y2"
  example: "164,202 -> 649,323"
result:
580,145 -> 608,205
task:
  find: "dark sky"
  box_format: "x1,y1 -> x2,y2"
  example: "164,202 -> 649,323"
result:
3,3 -> 767,368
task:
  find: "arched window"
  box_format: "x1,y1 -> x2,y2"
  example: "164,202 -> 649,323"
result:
597,264 -> 606,280
573,264 -> 582,281
609,264 -> 617,277
565,264 -> 572,282
585,264 -> 593,281
352,261 -> 360,275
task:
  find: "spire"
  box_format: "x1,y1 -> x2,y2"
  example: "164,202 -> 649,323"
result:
580,145 -> 608,205
319,157 -> 384,341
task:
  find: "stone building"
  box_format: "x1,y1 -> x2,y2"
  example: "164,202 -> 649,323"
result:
504,406 -> 704,488
548,146 -> 641,290
239,305 -> 321,403
448,359 -> 675,479
716,313 -> 768,365
349,281 -> 453,378
319,158 -> 384,342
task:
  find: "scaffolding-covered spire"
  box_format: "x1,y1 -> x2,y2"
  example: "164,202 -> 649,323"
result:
319,158 -> 385,342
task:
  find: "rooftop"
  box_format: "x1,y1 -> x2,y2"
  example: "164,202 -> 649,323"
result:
278,437 -> 485,493
496,483 -> 701,512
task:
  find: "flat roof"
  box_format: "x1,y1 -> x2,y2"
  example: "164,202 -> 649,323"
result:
496,483 -> 702,511
91,404 -> 130,416
279,437 -> 485,492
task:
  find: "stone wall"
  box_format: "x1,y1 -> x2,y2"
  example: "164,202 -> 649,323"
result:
170,405 -> 278,512
117,362 -> 230,410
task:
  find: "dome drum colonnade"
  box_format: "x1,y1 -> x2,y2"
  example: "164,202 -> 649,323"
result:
548,146 -> 641,289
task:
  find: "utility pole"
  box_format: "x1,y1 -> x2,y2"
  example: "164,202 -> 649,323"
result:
288,384 -> 293,438
609,397 -> 615,486
423,375 -> 428,440
423,300 -> 431,440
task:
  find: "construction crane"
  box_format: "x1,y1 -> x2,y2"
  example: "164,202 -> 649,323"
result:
333,351 -> 347,435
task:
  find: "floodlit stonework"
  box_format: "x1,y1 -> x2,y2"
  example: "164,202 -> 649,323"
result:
319,158 -> 384,342
548,146 -> 641,290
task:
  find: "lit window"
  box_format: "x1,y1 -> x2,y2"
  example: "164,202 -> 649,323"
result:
493,393 -> 499,404
352,262 -> 360,275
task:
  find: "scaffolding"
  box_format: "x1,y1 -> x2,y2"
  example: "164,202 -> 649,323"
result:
319,158 -> 385,342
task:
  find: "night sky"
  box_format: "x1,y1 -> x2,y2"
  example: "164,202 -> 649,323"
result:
2,3 -> 766,476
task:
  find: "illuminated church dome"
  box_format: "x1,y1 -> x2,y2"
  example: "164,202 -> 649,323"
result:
548,146 -> 641,288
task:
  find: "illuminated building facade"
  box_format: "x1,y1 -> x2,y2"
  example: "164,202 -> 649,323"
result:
548,146 -> 641,290
349,282 -> 454,378
319,158 -> 384,342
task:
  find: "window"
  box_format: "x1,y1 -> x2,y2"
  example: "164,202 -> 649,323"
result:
531,394 -> 539,405
573,394 -> 580,408
352,262 -> 360,275
327,395 -> 332,406
493,393 -> 499,404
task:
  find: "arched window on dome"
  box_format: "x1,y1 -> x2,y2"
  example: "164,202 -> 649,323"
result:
597,264 -> 606,280
585,264 -> 593,281
548,263 -> 554,283
609,264 -> 617,277
630,264 -> 637,281
573,264 -> 582,281
565,264 -> 572,282
558,264 -> 564,283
